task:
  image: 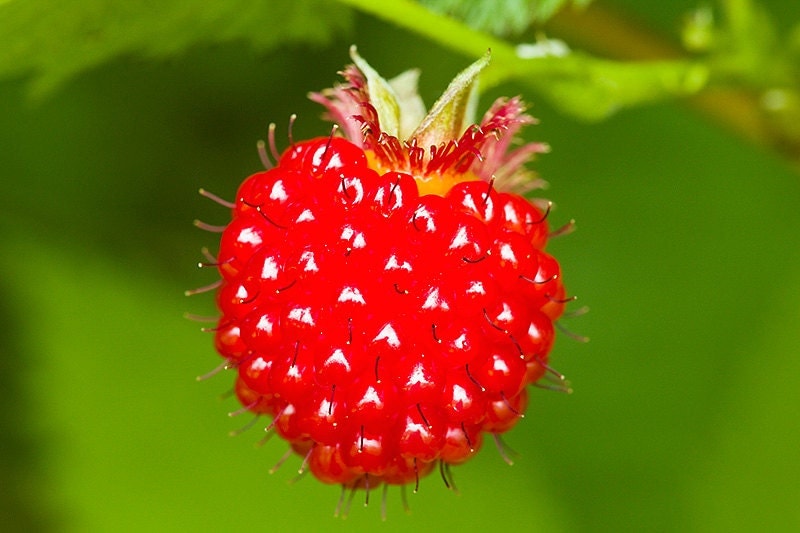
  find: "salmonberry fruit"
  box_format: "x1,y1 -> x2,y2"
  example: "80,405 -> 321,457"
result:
193,47 -> 576,508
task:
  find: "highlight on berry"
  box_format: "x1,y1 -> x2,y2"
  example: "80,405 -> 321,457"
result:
187,46 -> 584,518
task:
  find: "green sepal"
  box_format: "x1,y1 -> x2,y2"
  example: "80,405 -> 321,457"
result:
387,68 -> 427,140
349,46 -> 403,138
411,50 -> 490,148
350,46 -> 491,146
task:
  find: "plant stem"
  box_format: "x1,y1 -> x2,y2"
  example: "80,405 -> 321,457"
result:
335,0 -> 800,165
545,2 -> 794,162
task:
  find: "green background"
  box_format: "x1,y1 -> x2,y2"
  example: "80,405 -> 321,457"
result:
2,1 -> 799,531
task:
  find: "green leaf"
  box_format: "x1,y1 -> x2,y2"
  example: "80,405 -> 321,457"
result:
418,0 -> 592,36
530,0 -> 592,23
0,0 -> 352,97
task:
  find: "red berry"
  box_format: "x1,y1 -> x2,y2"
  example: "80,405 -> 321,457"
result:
297,387 -> 347,445
238,353 -> 273,395
345,377 -> 400,429
440,422 -> 483,464
213,321 -> 248,363
196,49 -> 575,498
342,422 -> 394,476
483,389 -> 529,433
309,443 -> 359,485
396,404 -> 446,462
234,376 -> 274,415
442,368 -> 486,424
471,343 -> 528,397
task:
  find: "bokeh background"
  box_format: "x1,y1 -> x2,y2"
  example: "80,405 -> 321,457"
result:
2,1 -> 799,531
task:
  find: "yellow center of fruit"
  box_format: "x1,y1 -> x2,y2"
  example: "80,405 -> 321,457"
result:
365,149 -> 478,197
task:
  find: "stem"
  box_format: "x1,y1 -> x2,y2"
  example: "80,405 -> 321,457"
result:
336,0 -> 800,164
335,0 -> 707,120
546,2 -> 796,161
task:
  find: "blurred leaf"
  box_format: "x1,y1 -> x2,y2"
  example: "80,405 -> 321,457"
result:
418,0 -> 591,35
507,53 -> 709,120
0,0 -> 352,97
338,0 -> 708,121
530,0 -> 591,23
681,266 -> 800,531
696,0 -> 783,86
0,279 -> 54,531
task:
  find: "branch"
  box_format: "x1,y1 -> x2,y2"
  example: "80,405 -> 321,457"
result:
335,0 -> 709,121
